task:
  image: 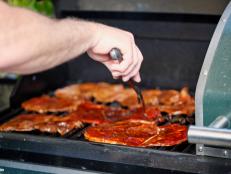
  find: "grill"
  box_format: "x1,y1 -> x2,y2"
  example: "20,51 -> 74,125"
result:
0,106 -> 194,152
1,0 -> 231,173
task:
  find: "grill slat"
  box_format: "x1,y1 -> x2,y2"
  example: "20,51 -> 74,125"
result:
0,108 -> 195,155
182,144 -> 196,154
69,124 -> 91,139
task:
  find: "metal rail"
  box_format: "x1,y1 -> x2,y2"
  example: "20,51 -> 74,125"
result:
188,115 -> 231,147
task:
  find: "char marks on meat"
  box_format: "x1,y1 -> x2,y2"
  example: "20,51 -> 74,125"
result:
84,120 -> 187,147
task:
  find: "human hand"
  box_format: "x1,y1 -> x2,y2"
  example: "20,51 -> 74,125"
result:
87,23 -> 143,82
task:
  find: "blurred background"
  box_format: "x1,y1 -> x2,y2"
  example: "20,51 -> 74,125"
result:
0,0 -> 54,110
4,0 -> 54,16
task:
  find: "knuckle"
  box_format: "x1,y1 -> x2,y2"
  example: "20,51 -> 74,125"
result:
131,70 -> 138,77
127,32 -> 134,40
122,57 -> 132,67
123,76 -> 129,82
124,65 -> 135,76
112,72 -> 119,76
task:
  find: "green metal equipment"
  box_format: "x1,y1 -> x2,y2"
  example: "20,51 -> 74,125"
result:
188,1 -> 231,159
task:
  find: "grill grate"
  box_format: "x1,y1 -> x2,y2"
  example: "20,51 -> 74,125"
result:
0,107 -> 195,155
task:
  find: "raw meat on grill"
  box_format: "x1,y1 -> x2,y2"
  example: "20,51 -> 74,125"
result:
68,102 -> 160,124
0,114 -> 83,135
84,120 -> 187,147
22,95 -> 81,113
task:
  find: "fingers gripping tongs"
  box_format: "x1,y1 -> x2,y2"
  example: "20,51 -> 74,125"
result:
109,48 -> 146,114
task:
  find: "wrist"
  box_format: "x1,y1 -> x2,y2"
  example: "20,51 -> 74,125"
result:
70,19 -> 101,51
82,21 -> 101,50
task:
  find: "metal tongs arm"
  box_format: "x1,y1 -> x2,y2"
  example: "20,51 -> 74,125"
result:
109,48 -> 146,113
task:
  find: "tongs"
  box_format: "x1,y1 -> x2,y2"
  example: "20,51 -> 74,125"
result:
109,48 -> 146,114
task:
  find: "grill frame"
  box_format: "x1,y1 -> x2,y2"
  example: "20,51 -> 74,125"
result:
0,128 -> 230,174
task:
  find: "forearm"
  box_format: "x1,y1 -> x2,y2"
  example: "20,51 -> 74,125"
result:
0,1 -> 143,82
0,2 -> 98,74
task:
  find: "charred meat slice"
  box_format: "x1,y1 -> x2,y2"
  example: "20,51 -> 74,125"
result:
55,82 -> 124,103
22,95 -> 81,113
144,88 -> 194,116
84,120 -> 187,147
55,83 -> 194,116
158,88 -> 195,116
69,102 -> 160,124
0,114 -> 83,135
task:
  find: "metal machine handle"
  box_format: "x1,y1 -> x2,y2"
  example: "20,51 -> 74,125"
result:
188,126 -> 231,148
188,115 -> 231,147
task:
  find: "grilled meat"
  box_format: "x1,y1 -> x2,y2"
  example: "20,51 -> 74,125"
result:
84,120 -> 187,147
2,82 -> 194,145
22,95 -> 81,113
0,114 -> 83,135
55,83 -> 194,116
55,82 -> 124,103
68,102 -> 160,124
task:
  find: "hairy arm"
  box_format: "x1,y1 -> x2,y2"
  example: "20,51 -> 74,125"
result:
0,1 -> 143,82
0,1 -> 97,73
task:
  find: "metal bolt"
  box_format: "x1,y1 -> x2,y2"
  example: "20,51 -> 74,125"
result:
32,76 -> 37,81
203,70 -> 208,76
198,146 -> 203,152
224,150 -> 228,156
222,18 -> 227,23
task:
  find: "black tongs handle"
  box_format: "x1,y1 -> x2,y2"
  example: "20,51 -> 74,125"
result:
109,48 -> 145,107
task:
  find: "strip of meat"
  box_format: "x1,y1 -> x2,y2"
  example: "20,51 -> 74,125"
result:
141,124 -> 188,146
84,120 -> 187,147
158,88 -> 195,116
55,83 -> 194,116
118,87 -> 195,116
0,114 -> 83,135
55,82 -> 124,103
55,84 -> 82,100
68,102 -> 160,124
113,88 -> 139,107
112,88 -> 177,108
22,95 -> 81,113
